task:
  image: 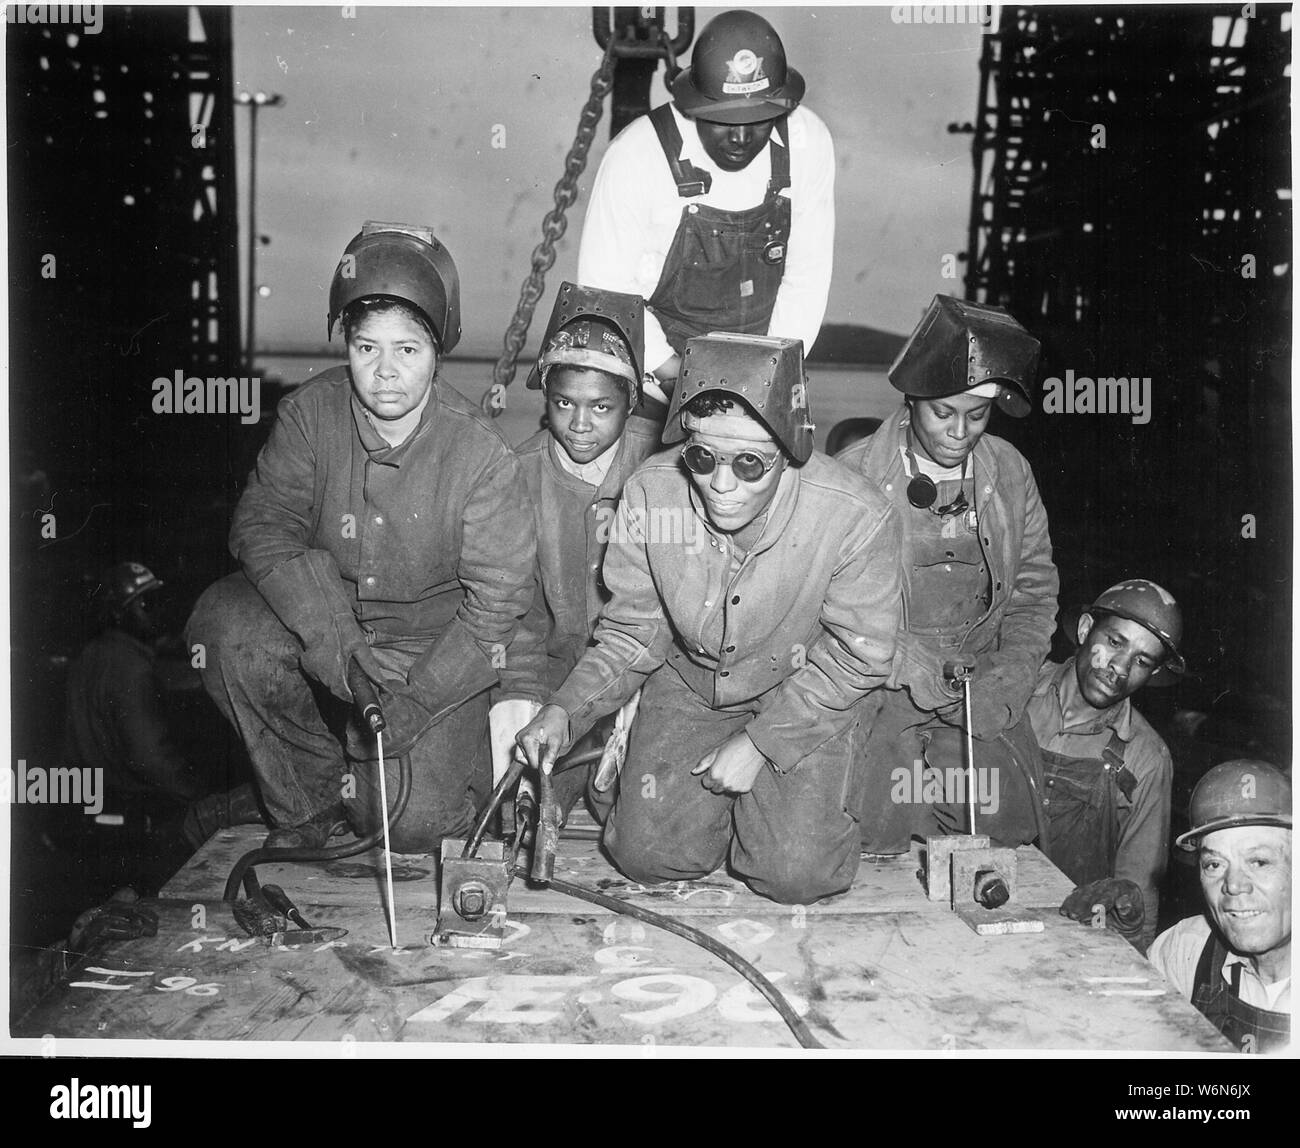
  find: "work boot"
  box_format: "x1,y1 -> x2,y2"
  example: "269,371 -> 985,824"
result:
182,783 -> 266,850
263,803 -> 349,850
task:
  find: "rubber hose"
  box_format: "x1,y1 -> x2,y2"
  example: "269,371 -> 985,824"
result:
526,868 -> 825,1051
223,749 -> 412,902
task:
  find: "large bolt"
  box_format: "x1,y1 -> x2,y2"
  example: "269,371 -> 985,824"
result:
455,881 -> 492,920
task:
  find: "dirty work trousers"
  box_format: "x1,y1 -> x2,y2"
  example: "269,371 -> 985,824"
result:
603,662 -> 867,905
856,687 -> 1045,854
186,573 -> 491,853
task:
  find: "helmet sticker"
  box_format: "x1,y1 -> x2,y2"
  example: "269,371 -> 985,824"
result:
723,49 -> 770,94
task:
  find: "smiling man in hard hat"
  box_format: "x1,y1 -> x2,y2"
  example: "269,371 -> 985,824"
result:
577,9 -> 834,416
1031,579 -> 1184,952
1147,760 -> 1291,1053
516,333 -> 900,904
187,222 -> 536,853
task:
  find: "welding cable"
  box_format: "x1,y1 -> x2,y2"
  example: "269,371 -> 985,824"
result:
519,867 -> 825,1051
223,751 -> 413,902
464,755 -> 528,859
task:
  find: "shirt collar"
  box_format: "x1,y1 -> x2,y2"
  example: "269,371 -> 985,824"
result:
1039,658 -> 1137,741
350,382 -> 436,458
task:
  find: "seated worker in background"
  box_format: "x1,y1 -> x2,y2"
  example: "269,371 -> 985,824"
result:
1034,580 -> 1184,952
518,333 -> 901,904
577,9 -> 834,416
59,561 -> 205,892
491,284 -> 660,816
836,296 -> 1058,854
1148,760 -> 1291,1054
187,222 -> 536,853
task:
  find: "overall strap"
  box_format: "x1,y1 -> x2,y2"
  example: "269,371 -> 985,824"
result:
766,116 -> 791,196
1101,730 -> 1137,801
649,104 -> 712,198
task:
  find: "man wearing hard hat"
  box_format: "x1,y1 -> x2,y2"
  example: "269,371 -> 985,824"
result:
188,222 -> 536,853
517,333 -> 901,904
1148,760 -> 1291,1054
1032,580 -> 1184,952
578,9 -> 834,415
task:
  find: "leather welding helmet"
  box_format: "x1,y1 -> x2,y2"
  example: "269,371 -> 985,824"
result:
327,221 -> 461,353
889,295 -> 1041,418
525,282 -> 646,405
96,561 -> 163,614
670,10 -> 805,125
1087,579 -> 1186,676
1176,759 -> 1292,850
663,333 -> 814,463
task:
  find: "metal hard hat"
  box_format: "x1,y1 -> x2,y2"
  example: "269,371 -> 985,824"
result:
1176,759 -> 1292,850
1089,578 -> 1185,675
327,221 -> 461,353
97,561 -> 163,612
526,282 -> 646,401
670,10 -> 805,125
664,332 -> 814,463
889,295 -> 1041,418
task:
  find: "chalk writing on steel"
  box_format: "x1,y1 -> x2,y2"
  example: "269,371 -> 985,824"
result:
69,968 -> 221,997
407,975 -> 596,1025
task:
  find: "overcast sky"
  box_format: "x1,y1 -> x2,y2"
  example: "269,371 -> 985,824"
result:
232,4 -> 985,358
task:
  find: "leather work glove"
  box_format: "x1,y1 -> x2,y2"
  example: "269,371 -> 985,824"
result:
936,655 -> 1020,741
67,891 -> 159,955
1059,878 -> 1145,946
255,551 -> 386,702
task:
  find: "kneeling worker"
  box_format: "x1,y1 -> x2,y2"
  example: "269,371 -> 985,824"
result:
1033,580 -> 1184,952
1148,760 -> 1291,1054
188,222 -> 535,852
518,333 -> 901,904
491,284 -> 660,809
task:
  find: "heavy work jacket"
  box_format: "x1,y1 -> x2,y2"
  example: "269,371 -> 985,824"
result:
230,367 -> 536,705
837,403 -> 1058,733
549,450 -> 902,772
497,420 -> 661,702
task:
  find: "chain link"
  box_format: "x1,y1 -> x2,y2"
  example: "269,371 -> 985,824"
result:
485,43 -> 617,415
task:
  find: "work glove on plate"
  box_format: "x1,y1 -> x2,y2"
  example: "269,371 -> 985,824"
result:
67,892 -> 159,955
1059,878 -> 1145,945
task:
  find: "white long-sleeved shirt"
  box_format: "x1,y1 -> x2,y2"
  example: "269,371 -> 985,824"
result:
577,102 -> 835,375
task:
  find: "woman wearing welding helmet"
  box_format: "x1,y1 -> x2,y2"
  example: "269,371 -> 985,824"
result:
837,295 -> 1058,853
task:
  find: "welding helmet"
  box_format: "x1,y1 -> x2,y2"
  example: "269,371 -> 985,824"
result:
889,295 -> 1041,418
327,221 -> 461,353
526,282 -> 645,405
671,10 -> 805,125
1087,579 -> 1186,676
1176,760 -> 1292,850
663,333 -> 814,464
96,562 -> 163,615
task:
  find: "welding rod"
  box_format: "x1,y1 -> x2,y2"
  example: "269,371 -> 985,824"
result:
348,660 -> 398,949
962,676 -> 977,836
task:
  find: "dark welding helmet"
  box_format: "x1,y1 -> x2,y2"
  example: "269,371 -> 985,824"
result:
663,333 -> 814,463
889,295 -> 1041,418
525,282 -> 646,405
327,221 -> 461,353
670,9 -> 805,125
95,561 -> 163,615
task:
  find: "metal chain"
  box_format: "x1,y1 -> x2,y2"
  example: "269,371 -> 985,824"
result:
484,43 -> 617,415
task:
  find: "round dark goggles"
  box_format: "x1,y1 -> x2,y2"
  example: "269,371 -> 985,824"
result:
680,442 -> 780,483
